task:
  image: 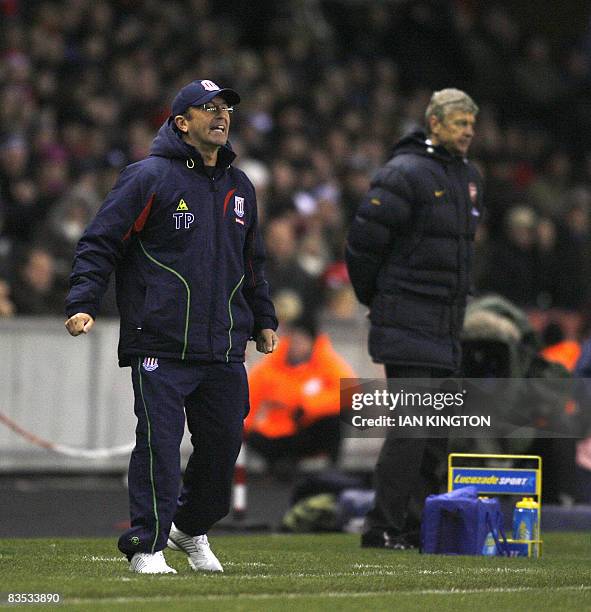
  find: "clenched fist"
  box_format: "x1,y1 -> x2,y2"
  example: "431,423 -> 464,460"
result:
65,313 -> 95,336
256,328 -> 279,354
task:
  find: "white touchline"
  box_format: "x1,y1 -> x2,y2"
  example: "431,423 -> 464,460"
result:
64,585 -> 591,605
82,556 -> 127,562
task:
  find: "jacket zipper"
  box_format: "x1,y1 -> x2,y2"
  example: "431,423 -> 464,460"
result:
460,163 -> 471,297
449,161 -> 467,302
448,162 -> 465,369
208,174 -> 218,361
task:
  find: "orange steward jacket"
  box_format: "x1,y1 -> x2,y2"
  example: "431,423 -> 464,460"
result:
245,334 -> 356,438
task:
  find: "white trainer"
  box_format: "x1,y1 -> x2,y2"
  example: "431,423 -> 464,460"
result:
129,551 -> 177,574
167,523 -> 223,572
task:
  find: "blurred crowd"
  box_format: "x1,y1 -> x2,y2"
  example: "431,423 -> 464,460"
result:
1,0 -> 591,336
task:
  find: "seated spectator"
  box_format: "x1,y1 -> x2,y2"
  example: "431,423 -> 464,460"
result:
0,278 -> 15,317
479,205 -> 539,307
34,174 -> 101,290
10,246 -> 65,315
528,149 -> 573,219
245,317 -> 356,475
264,216 -> 321,325
322,261 -> 358,320
0,204 -> 16,280
536,216 -> 586,310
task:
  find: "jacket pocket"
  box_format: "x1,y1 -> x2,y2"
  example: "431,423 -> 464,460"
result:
141,282 -> 182,338
370,292 -> 451,336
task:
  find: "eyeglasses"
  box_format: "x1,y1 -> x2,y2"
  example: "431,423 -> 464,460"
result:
195,103 -> 235,114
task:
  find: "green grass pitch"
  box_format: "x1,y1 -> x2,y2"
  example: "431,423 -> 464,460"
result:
0,533 -> 590,611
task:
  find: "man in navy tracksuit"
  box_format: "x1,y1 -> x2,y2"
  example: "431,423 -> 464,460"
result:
65,80 -> 278,574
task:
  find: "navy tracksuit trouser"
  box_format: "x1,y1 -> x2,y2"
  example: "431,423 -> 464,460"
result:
117,358 -> 248,558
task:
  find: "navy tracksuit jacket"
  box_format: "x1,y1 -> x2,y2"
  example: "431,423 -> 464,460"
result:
67,118 -> 276,365
66,119 -> 277,557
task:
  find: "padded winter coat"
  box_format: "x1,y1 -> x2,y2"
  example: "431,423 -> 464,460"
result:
346,131 -> 483,371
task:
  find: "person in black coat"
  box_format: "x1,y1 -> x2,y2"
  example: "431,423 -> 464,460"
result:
346,88 -> 482,549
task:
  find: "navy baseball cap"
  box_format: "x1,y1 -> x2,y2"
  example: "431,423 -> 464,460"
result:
171,79 -> 241,116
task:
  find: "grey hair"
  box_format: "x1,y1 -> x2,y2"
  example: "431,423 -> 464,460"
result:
425,88 -> 479,129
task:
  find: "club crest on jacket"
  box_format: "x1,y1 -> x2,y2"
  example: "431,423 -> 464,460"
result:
142,357 -> 159,371
234,196 -> 245,218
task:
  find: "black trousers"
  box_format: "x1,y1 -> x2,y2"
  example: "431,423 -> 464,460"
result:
364,365 -> 453,540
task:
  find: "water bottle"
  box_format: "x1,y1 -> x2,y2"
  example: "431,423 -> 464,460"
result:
479,497 -> 497,556
481,530 -> 497,556
512,497 -> 540,557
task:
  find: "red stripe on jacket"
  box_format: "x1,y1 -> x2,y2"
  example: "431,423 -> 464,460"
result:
223,188 -> 237,217
123,193 -> 156,241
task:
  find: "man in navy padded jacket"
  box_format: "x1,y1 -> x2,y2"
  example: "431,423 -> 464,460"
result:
65,79 -> 278,574
346,89 -> 482,550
